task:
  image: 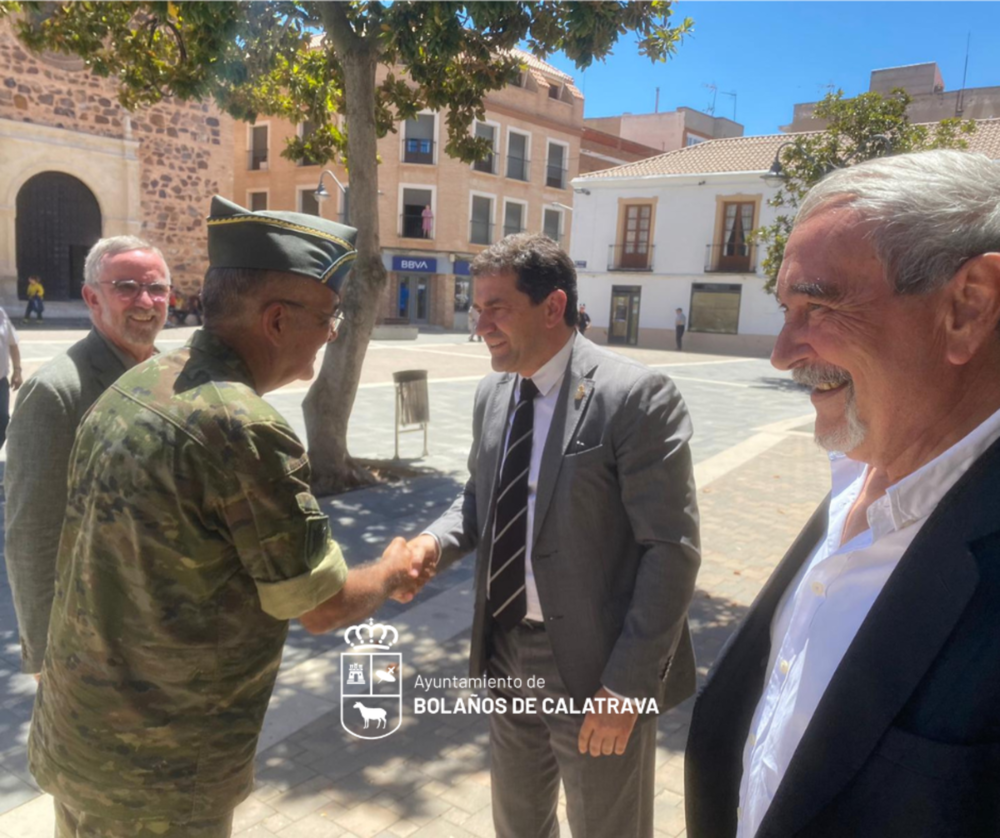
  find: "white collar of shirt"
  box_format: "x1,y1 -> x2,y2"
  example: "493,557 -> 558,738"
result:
516,330 -> 576,398
827,404 -> 1000,545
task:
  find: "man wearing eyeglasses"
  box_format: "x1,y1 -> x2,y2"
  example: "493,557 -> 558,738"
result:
27,197 -> 427,837
5,236 -> 171,679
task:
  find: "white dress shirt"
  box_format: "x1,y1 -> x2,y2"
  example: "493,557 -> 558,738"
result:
0,308 -> 19,380
502,332 -> 576,621
737,406 -> 1000,838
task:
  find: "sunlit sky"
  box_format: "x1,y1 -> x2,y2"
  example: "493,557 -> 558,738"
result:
541,2 -> 1000,135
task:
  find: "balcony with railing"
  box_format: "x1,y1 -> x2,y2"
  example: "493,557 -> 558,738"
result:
506,155 -> 530,181
608,243 -> 655,272
400,211 -> 433,239
473,152 -> 498,175
403,138 -> 435,165
247,147 -> 269,171
470,220 -> 494,246
546,163 -> 567,189
704,243 -> 755,273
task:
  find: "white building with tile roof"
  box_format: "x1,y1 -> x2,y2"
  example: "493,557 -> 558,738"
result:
568,119 -> 1000,355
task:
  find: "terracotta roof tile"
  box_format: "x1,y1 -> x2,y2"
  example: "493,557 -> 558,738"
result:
511,48 -> 575,83
578,119 -> 1000,181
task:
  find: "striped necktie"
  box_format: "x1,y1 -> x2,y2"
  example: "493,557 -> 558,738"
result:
488,377 -> 539,630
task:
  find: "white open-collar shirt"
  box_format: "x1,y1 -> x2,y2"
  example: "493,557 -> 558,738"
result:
737,406 -> 1000,837
506,331 -> 576,622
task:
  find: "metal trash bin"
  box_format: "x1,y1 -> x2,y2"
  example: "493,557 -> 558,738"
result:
393,369 -> 429,459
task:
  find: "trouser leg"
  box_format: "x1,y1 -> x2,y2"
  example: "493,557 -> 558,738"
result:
491,624 -> 657,838
488,626 -> 561,838
556,714 -> 656,838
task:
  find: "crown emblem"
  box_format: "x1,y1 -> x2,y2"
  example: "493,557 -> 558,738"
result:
344,618 -> 399,650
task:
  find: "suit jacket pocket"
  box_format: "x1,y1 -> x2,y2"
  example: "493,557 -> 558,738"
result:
563,443 -> 605,465
875,726 -> 1000,780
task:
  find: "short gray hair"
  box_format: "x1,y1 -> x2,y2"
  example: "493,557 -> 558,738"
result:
796,149 -> 1000,295
201,266 -> 280,327
83,236 -> 170,286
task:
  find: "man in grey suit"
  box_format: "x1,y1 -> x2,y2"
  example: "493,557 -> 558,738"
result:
4,236 -> 170,675
405,234 -> 700,838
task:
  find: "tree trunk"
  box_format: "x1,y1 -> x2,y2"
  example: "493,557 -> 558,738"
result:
303,32 -> 388,495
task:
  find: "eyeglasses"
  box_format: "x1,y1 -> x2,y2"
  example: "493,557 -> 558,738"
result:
101,280 -> 172,301
273,299 -> 345,333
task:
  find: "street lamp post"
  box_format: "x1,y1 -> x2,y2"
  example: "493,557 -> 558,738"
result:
314,169 -> 348,223
762,135 -> 893,188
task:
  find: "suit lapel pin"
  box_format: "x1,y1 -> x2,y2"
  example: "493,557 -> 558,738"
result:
575,383 -> 587,402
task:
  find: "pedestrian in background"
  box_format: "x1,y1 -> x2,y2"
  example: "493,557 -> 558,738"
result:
24,275 -> 45,322
0,306 -> 22,448
675,307 -> 686,350
577,302 -> 591,335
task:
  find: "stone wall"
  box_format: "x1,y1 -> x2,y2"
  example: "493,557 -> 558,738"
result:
0,20 -> 233,296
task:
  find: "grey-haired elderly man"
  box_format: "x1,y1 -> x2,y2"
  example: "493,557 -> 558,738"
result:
686,150 -> 1000,838
4,235 -> 171,676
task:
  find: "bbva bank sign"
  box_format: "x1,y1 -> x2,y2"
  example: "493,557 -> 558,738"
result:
392,256 -> 437,273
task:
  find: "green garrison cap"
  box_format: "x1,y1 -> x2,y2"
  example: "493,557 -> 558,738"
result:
207,196 -> 358,292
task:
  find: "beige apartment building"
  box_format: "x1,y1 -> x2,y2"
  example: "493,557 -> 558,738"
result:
784,62 -> 1000,132
234,50 -> 583,330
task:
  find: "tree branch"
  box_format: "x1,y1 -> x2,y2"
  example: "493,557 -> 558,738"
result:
314,0 -> 361,56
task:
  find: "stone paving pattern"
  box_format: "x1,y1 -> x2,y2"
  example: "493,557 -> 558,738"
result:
0,327 -> 831,837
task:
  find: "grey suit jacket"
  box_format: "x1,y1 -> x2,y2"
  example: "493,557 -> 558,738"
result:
4,329 -> 130,673
426,336 -> 701,707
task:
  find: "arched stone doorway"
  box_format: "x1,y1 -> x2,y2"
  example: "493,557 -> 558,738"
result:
16,172 -> 102,301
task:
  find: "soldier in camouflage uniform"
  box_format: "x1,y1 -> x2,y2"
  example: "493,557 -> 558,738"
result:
29,197 -> 428,837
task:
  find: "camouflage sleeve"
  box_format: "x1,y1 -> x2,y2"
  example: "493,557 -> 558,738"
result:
222,419 -> 348,620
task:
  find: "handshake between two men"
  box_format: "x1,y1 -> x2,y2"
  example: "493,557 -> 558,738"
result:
295,535 -> 439,635
304,532 -> 644,762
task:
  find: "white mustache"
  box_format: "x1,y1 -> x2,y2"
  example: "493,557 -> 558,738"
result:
792,366 -> 852,388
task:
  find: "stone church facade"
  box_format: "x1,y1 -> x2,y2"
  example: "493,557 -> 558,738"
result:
0,19 -> 233,303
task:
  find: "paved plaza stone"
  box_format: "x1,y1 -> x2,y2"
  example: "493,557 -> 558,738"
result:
0,327 -> 831,837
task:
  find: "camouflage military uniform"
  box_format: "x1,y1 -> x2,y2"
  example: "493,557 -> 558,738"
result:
29,329 -> 349,832
54,801 -> 233,838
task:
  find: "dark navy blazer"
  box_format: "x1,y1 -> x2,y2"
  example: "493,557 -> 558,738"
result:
686,437 -> 1000,837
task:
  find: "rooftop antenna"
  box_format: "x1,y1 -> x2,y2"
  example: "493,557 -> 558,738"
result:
655,86 -> 660,114
720,90 -> 738,122
956,32 -> 971,117
703,82 -> 717,116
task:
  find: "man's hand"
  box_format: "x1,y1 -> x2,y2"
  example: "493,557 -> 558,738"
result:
390,534 -> 440,603
11,369 -> 22,390
577,686 -> 639,757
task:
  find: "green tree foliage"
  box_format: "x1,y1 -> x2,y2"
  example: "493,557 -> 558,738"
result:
753,89 -> 976,295
1,0 -> 692,493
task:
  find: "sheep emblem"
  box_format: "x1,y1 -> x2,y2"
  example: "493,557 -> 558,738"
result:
353,702 -> 388,729
341,619 -> 403,740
